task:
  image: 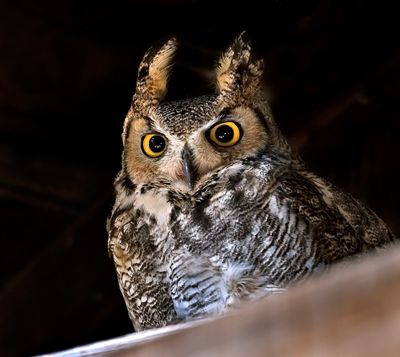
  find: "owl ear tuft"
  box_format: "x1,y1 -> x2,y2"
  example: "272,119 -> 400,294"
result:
215,32 -> 264,102
133,37 -> 178,107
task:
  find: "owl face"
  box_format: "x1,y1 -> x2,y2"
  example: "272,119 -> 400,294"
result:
124,96 -> 269,189
122,35 -> 284,190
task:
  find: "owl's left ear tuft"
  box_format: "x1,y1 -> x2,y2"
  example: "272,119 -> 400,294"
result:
215,32 -> 264,102
133,37 -> 178,107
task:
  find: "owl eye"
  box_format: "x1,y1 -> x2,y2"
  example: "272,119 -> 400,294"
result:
142,134 -> 167,158
207,121 -> 242,147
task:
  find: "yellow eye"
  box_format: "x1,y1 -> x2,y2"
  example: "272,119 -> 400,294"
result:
208,121 -> 242,147
142,134 -> 167,158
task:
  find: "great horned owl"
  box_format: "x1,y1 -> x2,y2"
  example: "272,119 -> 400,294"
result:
107,34 -> 396,331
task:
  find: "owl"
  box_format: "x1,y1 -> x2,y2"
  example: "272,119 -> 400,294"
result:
107,34 -> 396,331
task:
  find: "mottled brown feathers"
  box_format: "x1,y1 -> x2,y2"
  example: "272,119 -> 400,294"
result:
215,32 -> 264,103
133,37 -> 178,108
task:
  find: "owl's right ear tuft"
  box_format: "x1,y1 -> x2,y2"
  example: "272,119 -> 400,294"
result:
133,37 -> 178,107
215,32 -> 264,103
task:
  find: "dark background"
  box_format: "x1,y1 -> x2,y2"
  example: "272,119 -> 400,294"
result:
0,0 -> 399,355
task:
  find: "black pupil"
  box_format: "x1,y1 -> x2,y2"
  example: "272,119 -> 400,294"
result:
215,125 -> 234,142
149,135 -> 165,152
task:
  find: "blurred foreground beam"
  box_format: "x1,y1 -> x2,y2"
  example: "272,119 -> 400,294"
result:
51,244 -> 400,357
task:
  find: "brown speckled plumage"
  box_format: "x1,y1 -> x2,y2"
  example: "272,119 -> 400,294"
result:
107,34 -> 396,331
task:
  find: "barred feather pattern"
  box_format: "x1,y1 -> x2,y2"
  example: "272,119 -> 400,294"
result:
108,150 -> 395,330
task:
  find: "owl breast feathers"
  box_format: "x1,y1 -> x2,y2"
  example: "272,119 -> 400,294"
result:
107,34 -> 396,331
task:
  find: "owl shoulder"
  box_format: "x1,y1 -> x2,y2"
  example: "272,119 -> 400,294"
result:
269,168 -> 372,261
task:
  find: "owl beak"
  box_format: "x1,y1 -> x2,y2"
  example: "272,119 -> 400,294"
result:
181,144 -> 197,188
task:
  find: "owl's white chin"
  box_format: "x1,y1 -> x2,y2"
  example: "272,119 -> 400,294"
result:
173,179 -> 194,193
167,175 -> 207,194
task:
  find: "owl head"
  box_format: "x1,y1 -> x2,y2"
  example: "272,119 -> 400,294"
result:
122,34 -> 291,190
